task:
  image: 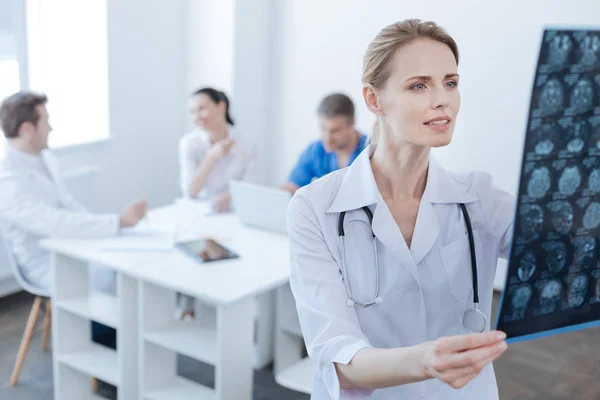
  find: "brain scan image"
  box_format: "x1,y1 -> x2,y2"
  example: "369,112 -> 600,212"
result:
499,29 -> 600,340
547,201 -> 574,234
565,120 -> 590,154
590,120 -> 600,152
558,166 -> 582,196
519,204 -> 544,242
567,274 -> 589,308
530,122 -> 560,157
527,167 -> 552,199
538,78 -> 566,116
573,235 -> 596,264
539,280 -> 563,314
595,272 -> 600,302
583,202 -> 600,230
510,285 -> 533,320
588,169 -> 600,192
547,33 -> 573,66
517,251 -> 537,282
577,34 -> 600,66
542,240 -> 567,275
569,78 -> 595,114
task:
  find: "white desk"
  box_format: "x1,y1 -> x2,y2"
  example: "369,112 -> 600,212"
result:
42,201 -> 291,400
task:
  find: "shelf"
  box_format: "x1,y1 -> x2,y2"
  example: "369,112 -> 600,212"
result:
144,317 -> 217,365
275,357 -> 316,395
56,292 -> 119,329
281,316 -> 303,338
58,343 -> 119,386
144,376 -> 216,400
82,394 -> 109,400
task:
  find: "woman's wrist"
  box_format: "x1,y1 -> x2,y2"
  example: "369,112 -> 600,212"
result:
203,152 -> 219,166
415,341 -> 435,381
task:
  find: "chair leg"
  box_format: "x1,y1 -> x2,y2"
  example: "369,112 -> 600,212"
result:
41,299 -> 51,351
91,377 -> 99,392
11,296 -> 43,386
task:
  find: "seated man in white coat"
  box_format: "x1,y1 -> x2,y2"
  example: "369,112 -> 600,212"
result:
0,91 -> 147,351
0,90 -> 147,291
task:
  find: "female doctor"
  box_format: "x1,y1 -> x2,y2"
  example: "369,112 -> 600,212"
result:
287,19 -> 515,399
179,88 -> 258,212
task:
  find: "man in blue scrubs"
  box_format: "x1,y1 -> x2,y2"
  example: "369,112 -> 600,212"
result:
282,93 -> 368,195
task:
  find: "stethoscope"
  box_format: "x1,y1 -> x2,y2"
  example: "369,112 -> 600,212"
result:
337,203 -> 487,333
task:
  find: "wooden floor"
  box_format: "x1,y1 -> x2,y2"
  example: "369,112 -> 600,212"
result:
491,295 -> 600,400
1,290 -> 599,399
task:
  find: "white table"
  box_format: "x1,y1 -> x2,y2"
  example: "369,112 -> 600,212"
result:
42,201 -> 291,400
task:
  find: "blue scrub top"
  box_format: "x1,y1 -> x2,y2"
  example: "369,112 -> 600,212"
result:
288,133 -> 369,188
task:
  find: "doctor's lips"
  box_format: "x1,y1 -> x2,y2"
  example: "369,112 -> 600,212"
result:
424,115 -> 452,131
424,115 -> 451,125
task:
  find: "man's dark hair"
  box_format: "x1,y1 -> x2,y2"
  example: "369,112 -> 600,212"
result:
317,93 -> 355,123
0,91 -> 48,139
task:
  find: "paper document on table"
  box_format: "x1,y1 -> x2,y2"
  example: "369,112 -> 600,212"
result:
100,225 -> 177,252
175,197 -> 229,217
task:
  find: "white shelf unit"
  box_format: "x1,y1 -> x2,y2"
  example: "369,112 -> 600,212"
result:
274,283 -> 315,395
51,253 -> 139,400
275,356 -> 317,395
144,316 -> 218,365
144,376 -> 217,400
281,313 -> 303,338
140,281 -> 255,400
56,291 -> 119,329
56,362 -> 114,400
58,342 -> 119,386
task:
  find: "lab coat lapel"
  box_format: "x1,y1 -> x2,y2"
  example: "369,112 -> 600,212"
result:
410,191 -> 440,265
41,151 -> 71,208
410,156 -> 477,264
372,199 -> 421,285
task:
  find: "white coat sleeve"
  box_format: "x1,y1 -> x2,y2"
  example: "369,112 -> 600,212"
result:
241,142 -> 262,185
60,191 -> 88,212
0,174 -> 119,238
287,192 -> 373,400
475,173 -> 516,259
179,135 -> 206,198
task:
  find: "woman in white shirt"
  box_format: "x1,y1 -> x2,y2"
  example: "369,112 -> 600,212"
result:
287,19 -> 514,399
179,88 -> 257,212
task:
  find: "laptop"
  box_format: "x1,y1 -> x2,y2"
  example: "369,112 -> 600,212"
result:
229,180 -> 292,235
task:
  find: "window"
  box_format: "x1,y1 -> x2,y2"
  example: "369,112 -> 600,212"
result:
26,0 -> 110,148
0,0 -> 25,154
0,0 -> 108,150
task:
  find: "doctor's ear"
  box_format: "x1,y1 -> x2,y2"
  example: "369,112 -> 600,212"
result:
362,85 -> 385,117
17,121 -> 35,137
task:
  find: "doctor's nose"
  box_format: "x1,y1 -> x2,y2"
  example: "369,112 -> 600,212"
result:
431,90 -> 450,110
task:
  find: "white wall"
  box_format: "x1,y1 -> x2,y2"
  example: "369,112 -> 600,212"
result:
186,0 -> 235,134
232,0 -> 284,184
56,0 -> 187,213
277,0 -> 600,193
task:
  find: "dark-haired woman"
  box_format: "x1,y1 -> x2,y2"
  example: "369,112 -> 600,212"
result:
179,88 -> 258,212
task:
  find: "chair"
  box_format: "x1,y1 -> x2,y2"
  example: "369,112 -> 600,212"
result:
0,235 -> 52,387
2,235 -> 100,391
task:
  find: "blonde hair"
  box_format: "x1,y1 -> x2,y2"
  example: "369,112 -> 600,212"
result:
362,19 -> 459,143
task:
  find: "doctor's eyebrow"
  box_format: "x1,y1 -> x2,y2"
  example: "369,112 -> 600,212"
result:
404,74 -> 460,82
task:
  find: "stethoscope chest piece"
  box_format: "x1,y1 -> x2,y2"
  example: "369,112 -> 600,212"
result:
463,304 -> 487,333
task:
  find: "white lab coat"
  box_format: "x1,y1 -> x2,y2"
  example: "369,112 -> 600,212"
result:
287,144 -> 515,400
0,145 -> 119,292
179,129 -> 259,200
